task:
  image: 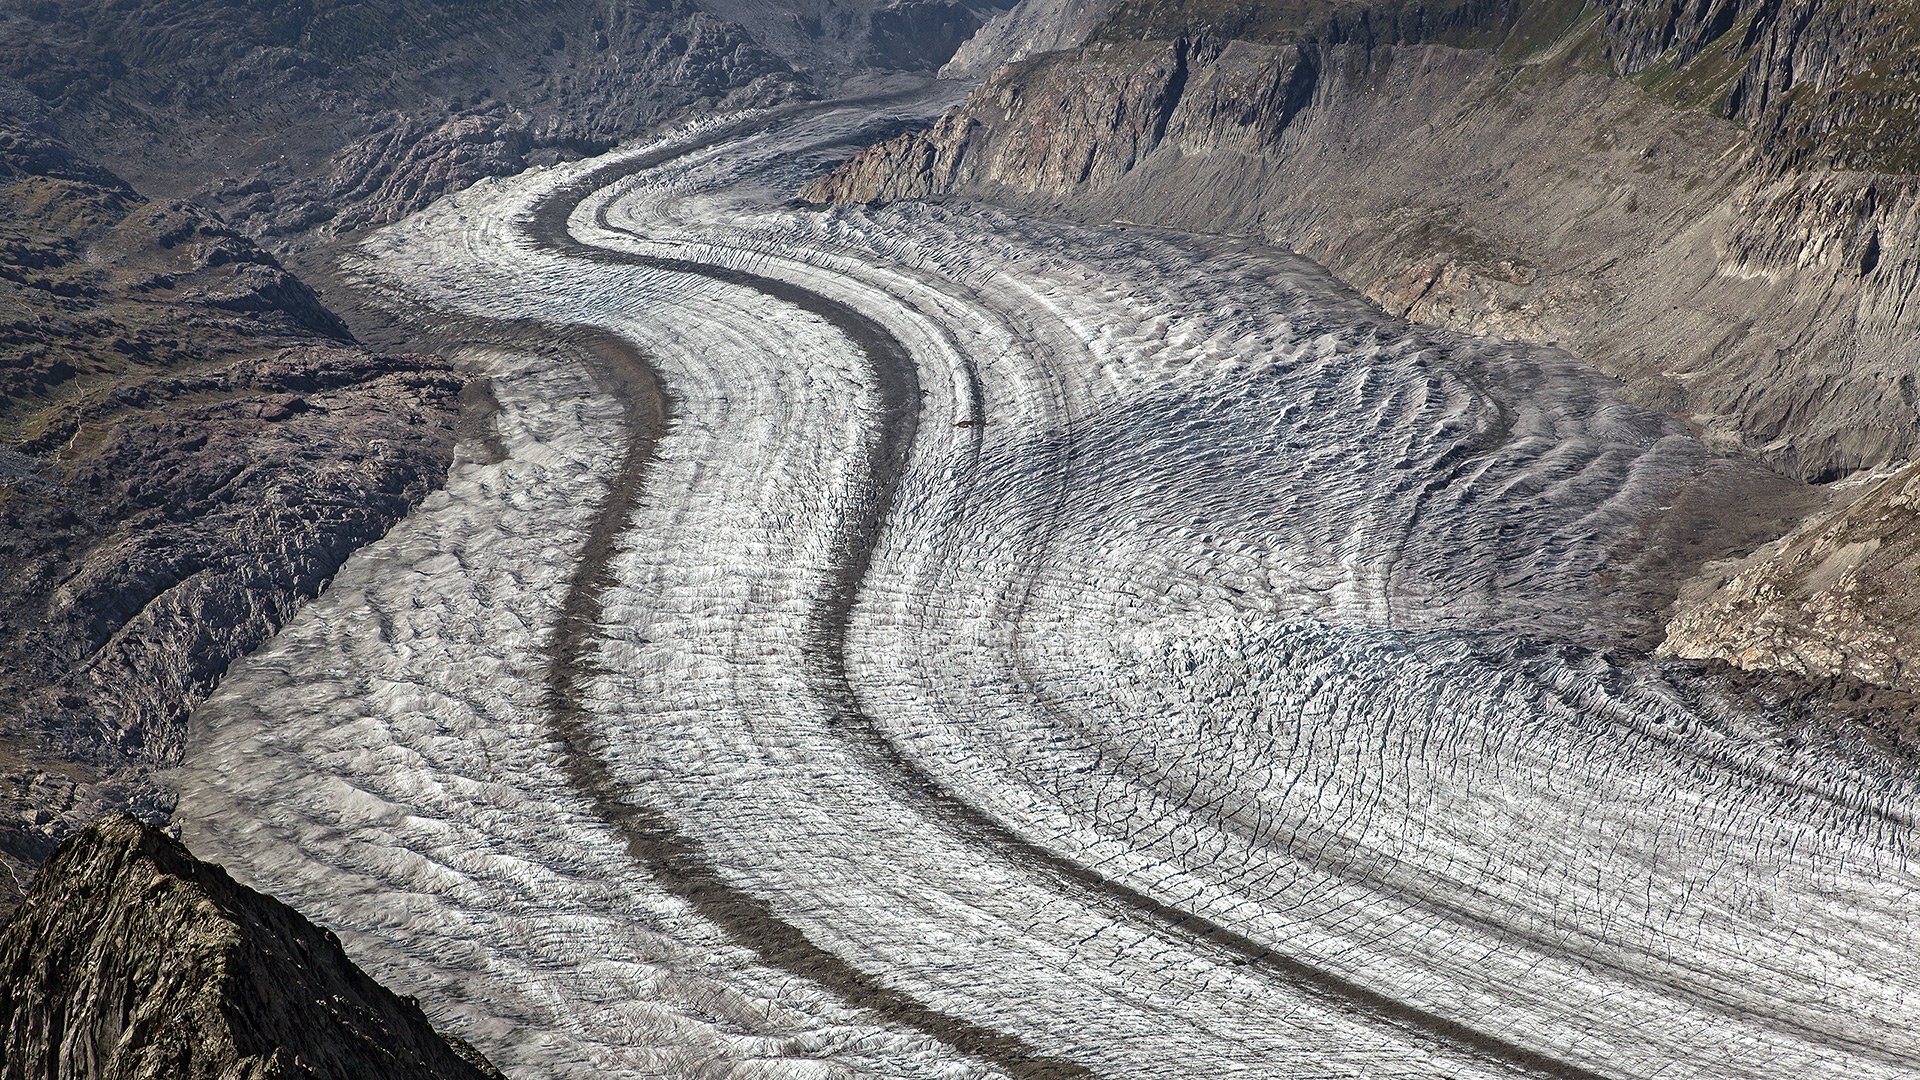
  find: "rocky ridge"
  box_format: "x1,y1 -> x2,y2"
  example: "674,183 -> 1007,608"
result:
805,0 -> 1920,691
0,815 -> 504,1080
701,0 -> 1017,73
0,126 -> 459,913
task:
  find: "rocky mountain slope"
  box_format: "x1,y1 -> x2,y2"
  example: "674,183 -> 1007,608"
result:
702,0 -> 1017,72
939,0 -> 1120,76
0,0 -> 798,256
805,0 -> 1920,690
0,0 -> 1004,265
0,126 -> 458,912
0,815 -> 504,1080
1663,460 -> 1920,689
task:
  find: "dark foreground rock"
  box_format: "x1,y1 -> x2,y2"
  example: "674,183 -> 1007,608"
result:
0,815 -> 504,1080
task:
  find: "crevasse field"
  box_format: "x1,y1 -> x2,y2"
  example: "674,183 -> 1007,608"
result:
174,95 -> 1920,1079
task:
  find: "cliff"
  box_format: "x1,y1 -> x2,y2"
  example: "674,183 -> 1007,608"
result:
805,0 -> 1920,689
0,127 -> 458,911
0,815 -> 504,1080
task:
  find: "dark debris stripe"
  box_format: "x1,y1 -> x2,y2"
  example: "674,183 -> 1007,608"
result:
521,103 -> 1621,1080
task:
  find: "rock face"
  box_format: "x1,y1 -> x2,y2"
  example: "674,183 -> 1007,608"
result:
0,127 -> 458,910
1664,460 -> 1920,689
807,0 -> 1920,485
0,815 -> 504,1080
1599,0 -> 1920,174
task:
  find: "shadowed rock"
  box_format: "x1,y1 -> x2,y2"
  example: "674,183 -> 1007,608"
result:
0,815 -> 504,1080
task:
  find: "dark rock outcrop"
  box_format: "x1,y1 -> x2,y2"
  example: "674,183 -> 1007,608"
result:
1597,0 -> 1920,174
0,815 -> 504,1080
0,127 -> 458,911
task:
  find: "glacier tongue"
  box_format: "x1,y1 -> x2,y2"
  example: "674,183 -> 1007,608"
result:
175,94 -> 1920,1079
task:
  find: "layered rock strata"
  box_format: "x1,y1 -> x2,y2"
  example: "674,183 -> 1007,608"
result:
0,815 -> 504,1080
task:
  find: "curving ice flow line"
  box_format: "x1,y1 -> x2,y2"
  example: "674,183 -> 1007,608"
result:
554,112 -> 1613,1080
174,92 -> 1920,1080
523,113 -> 1095,1080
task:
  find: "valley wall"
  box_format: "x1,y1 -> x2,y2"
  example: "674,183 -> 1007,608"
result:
0,127 -> 458,913
806,0 -> 1920,691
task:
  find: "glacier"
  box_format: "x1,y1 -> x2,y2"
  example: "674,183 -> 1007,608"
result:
173,93 -> 1920,1079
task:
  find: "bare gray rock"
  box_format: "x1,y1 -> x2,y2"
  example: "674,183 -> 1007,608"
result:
1664,459 -> 1920,690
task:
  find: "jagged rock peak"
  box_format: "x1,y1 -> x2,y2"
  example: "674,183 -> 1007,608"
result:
0,815 -> 503,1080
